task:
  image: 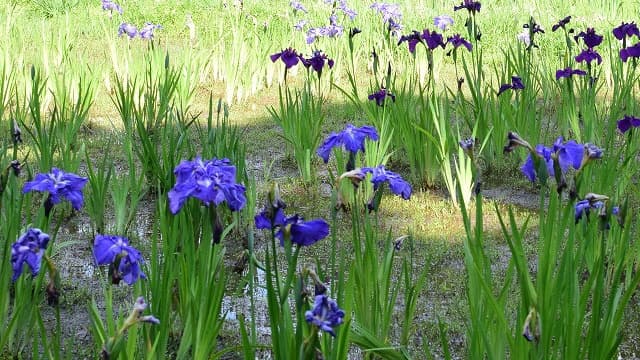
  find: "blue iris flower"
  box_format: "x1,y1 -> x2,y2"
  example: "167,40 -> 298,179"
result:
94,234 -> 146,285
23,168 -> 88,211
11,228 -> 50,282
305,294 -> 345,337
317,124 -> 379,163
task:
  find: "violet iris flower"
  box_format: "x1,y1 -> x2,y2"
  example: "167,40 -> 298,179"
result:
447,34 -> 472,51
434,15 -> 454,31
620,42 -> 640,62
168,157 -> 246,214
453,0 -> 481,14
368,88 -> 396,106
556,67 -> 587,80
617,115 -> 640,133
398,31 -> 422,53
139,23 -> 162,39
118,22 -> 138,38
23,168 -> 88,210
574,28 -> 603,48
290,0 -> 307,13
102,0 -> 123,14
270,48 -> 302,69
305,295 -> 345,337
317,124 -> 379,163
93,234 -> 146,285
11,228 -> 50,282
363,165 -> 412,199
337,0 -> 357,20
293,19 -> 307,31
613,22 -> 640,40
575,48 -> 602,65
497,76 -> 524,96
551,16 -> 571,32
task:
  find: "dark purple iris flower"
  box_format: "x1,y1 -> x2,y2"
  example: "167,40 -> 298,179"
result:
118,22 -> 138,38
362,165 -> 412,200
256,209 -> 329,246
422,29 -> 445,50
94,234 -> 146,285
168,157 -> 246,214
556,67 -> 587,80
139,23 -> 162,39
447,34 -> 472,51
551,16 -> 571,32
398,31 -> 422,53
574,28 -> 603,48
454,0 -> 481,13
305,295 -> 345,337
575,48 -> 602,65
620,42 -> 640,62
613,22 -> 640,40
520,137 -> 586,182
317,124 -> 379,163
102,0 -> 123,14
23,168 -> 88,210
617,115 -> 640,133
301,50 -> 334,75
270,48 -> 302,69
368,88 -> 396,106
497,76 -> 524,96
11,228 -> 50,282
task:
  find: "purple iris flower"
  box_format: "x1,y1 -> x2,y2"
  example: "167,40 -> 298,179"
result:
11,228 -> 50,282
387,18 -> 403,33
575,199 -> 599,222
447,34 -> 472,51
422,29 -> 445,50
256,209 -> 329,246
370,2 -> 402,24
497,76 -> 524,96
168,157 -> 246,214
574,28 -> 603,48
337,0 -> 357,20
363,165 -> 412,199
459,137 -> 475,155
575,48 -> 602,65
503,132 -> 533,153
118,22 -> 138,38
398,31 -> 422,53
620,42 -> 640,62
139,22 -> 162,39
521,144 -> 554,182
617,115 -> 640,133
102,0 -> 123,14
317,124 -> 379,163
613,22 -> 640,40
306,22 -> 344,44
434,15 -> 454,31
552,16 -> 571,32
301,50 -> 334,75
552,136 -> 585,173
270,48 -> 302,69
584,143 -> 603,161
131,297 -> 161,325
293,19 -> 307,31
556,67 -> 587,80
305,295 -> 345,337
368,88 -> 396,106
290,0 -> 307,13
23,168 -> 88,211
93,234 -> 146,285
453,0 -> 481,14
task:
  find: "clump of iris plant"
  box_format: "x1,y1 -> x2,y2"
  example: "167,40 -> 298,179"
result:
317,124 -> 379,167
368,87 -> 395,106
497,76 -> 525,96
305,294 -> 345,337
11,228 -> 50,282
23,167 -> 88,216
93,234 -> 146,285
616,115 -> 640,133
167,157 -> 246,214
102,0 -> 123,16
